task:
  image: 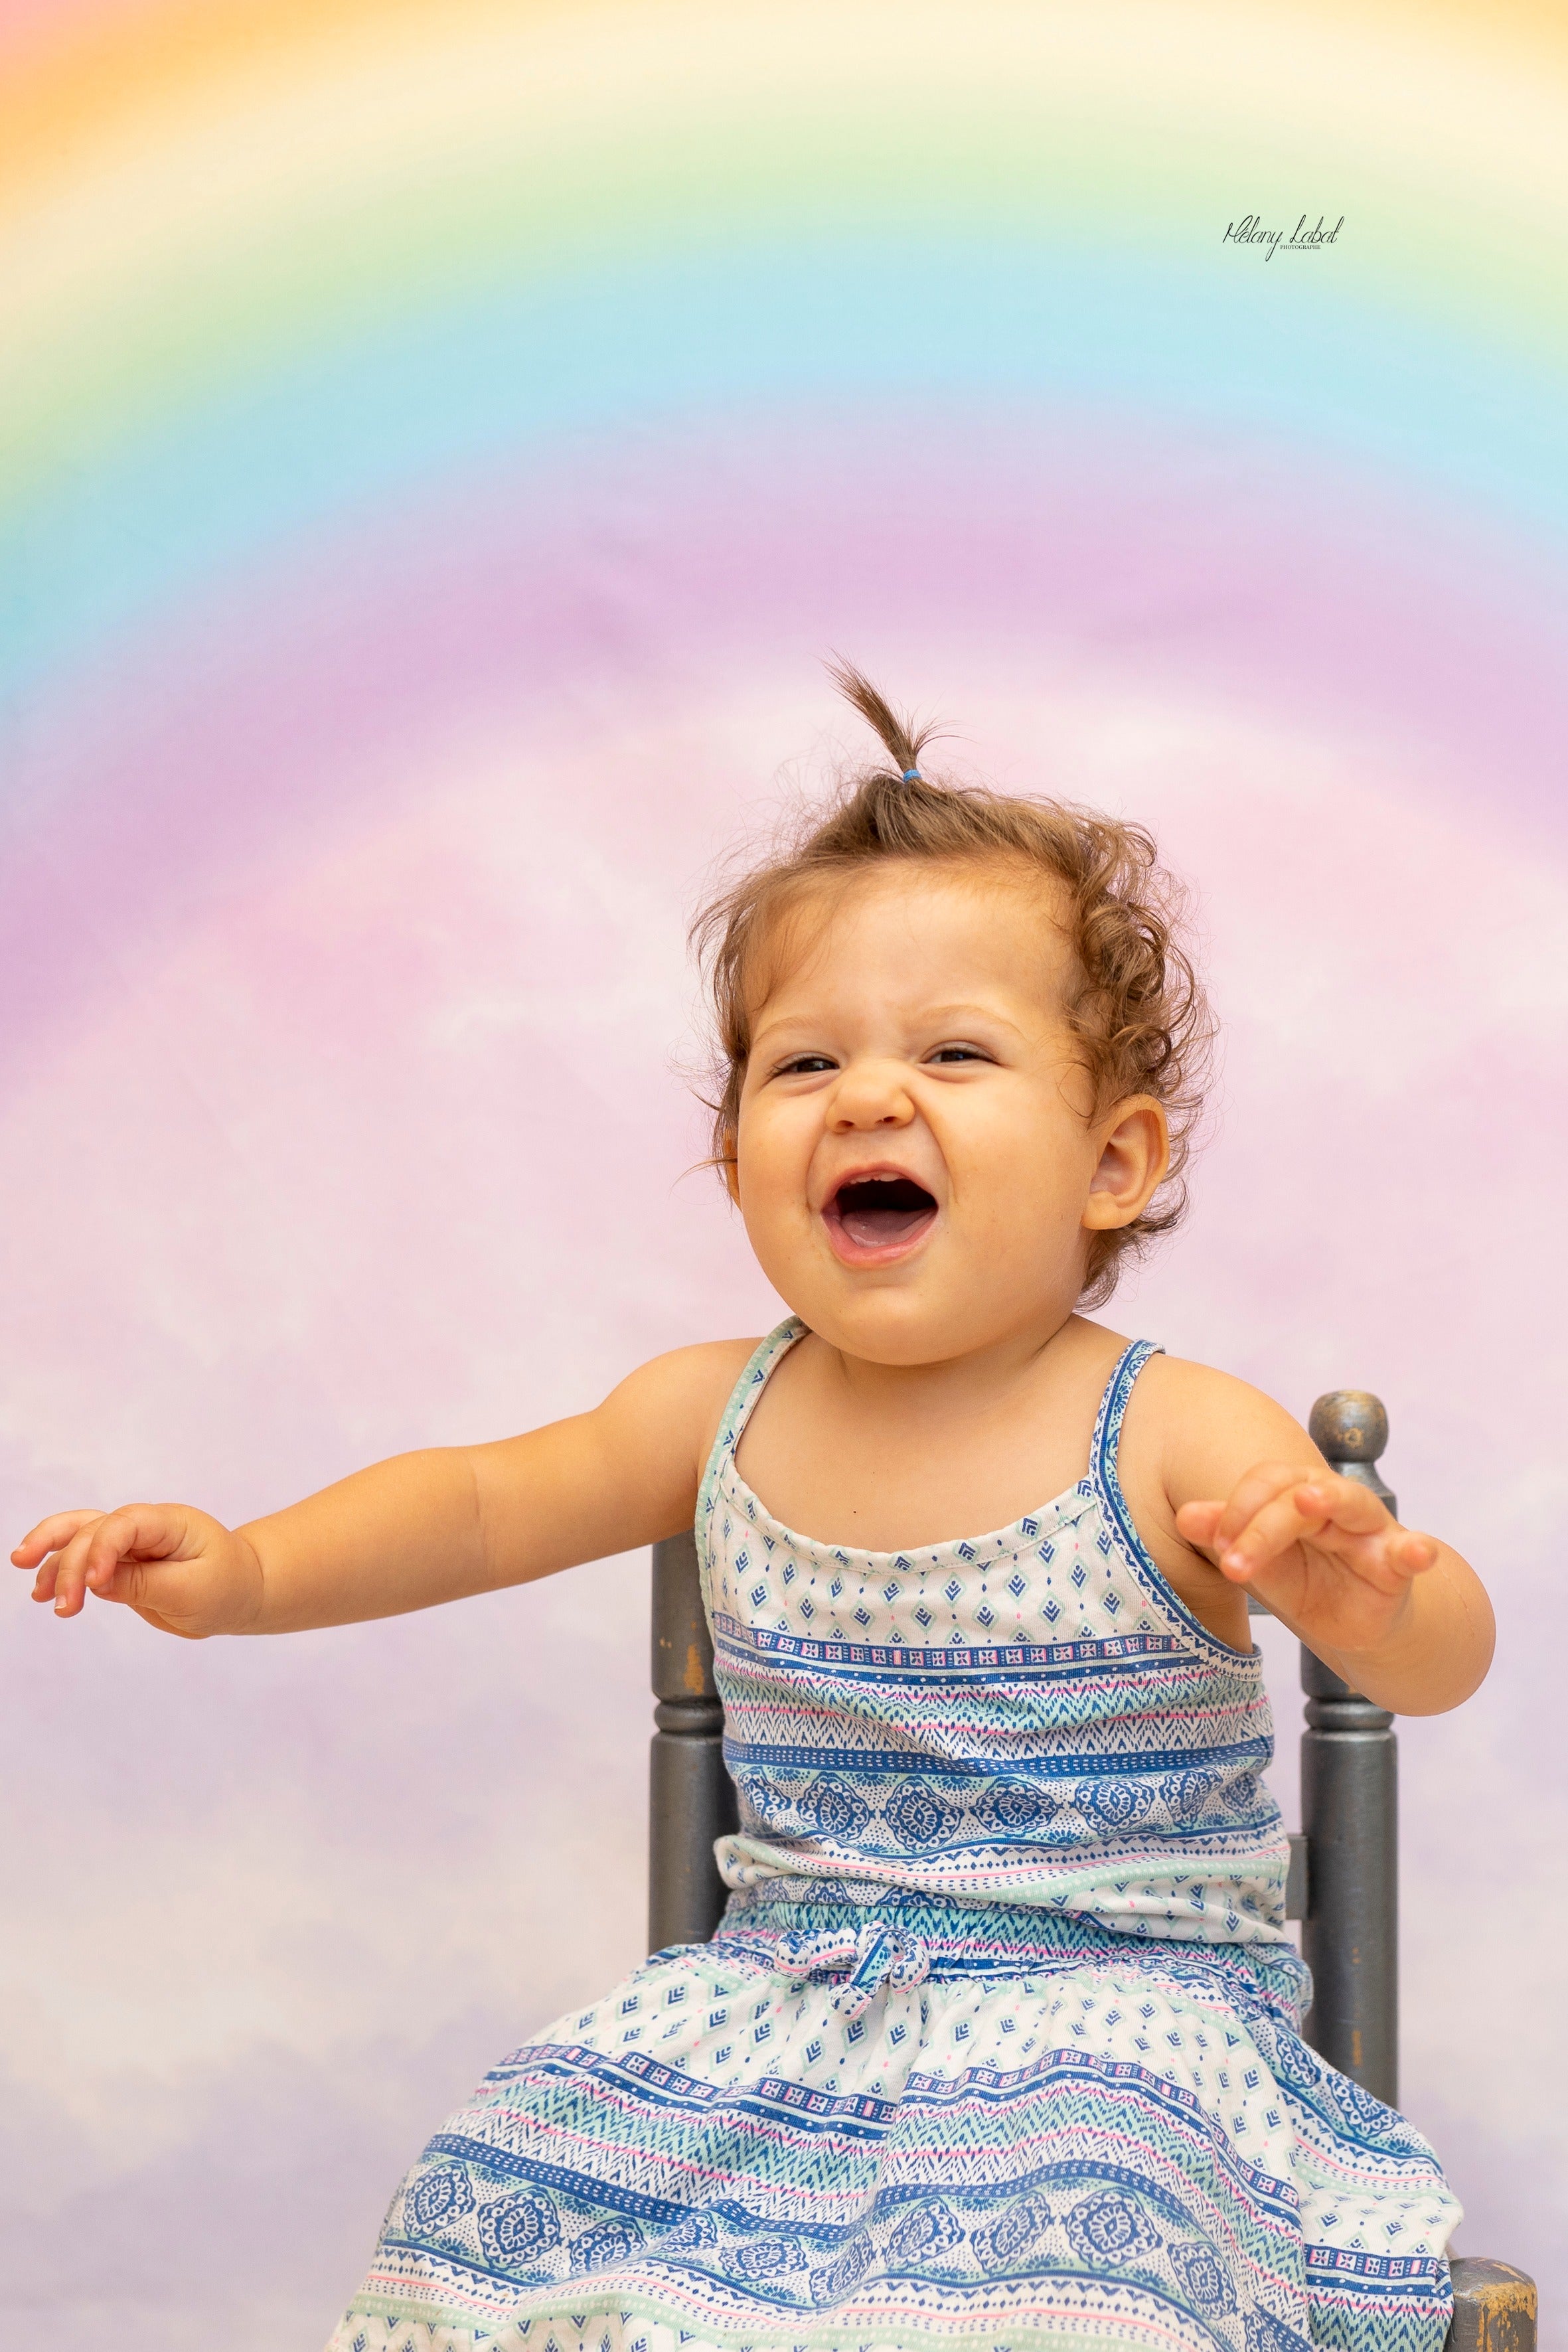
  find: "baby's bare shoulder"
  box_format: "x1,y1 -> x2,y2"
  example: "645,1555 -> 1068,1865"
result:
1134,1352 -> 1288,1417
1123,1353 -> 1321,1506
597,1338 -> 764,1454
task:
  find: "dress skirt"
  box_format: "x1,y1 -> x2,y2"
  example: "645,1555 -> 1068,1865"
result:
325,1897 -> 1458,2352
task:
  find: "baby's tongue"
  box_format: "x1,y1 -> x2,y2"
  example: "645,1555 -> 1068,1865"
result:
841,1200 -> 931,1246
835,1180 -> 937,1247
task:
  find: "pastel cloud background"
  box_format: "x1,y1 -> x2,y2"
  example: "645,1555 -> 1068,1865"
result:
1,3 -> 1565,2344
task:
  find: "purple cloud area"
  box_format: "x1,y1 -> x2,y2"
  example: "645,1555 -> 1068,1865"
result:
3,403 -> 1565,2347
7,401 -> 1565,1094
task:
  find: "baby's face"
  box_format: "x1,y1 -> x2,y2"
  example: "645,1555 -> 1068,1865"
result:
732,864 -> 1166,1368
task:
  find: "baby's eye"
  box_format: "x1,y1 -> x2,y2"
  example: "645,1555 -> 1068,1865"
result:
927,1044 -> 991,1065
775,1054 -> 837,1077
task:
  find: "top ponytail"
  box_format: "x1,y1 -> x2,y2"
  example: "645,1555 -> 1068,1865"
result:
823,657 -> 937,783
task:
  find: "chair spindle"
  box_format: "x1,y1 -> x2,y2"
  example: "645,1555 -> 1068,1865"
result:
1301,1390 -> 1399,2108
649,1529 -> 736,1954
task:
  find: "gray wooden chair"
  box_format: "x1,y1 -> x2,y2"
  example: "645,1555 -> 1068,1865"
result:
647,1392 -> 1537,2352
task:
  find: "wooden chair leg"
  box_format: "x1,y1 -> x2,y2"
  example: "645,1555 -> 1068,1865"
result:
1447,2259 -> 1537,2352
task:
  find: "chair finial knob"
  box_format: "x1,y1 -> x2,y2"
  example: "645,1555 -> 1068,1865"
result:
1308,1389 -> 1389,1464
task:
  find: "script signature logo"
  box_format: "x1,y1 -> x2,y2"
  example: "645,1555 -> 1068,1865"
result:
1223,213 -> 1344,260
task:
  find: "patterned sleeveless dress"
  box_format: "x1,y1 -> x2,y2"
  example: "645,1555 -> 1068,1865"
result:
329,1325 -> 1459,2352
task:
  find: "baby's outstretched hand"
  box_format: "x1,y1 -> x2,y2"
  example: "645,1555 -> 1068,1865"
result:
11,1504 -> 263,1638
1175,1464 -> 1439,1657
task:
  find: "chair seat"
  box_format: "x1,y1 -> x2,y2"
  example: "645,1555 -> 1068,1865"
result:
1447,2257 -> 1537,2352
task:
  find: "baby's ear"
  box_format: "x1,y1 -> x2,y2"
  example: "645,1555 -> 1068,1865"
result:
720,1138 -> 741,1207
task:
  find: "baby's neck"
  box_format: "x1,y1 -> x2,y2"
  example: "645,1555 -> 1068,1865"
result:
818,1308 -> 1092,1426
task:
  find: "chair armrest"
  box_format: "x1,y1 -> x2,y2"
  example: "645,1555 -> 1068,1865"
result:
1447,2258 -> 1537,2352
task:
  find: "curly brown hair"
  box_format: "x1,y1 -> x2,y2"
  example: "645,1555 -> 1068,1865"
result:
690,663 -> 1213,1306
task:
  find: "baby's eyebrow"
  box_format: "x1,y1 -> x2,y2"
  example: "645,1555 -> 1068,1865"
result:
753,1000 -> 1032,1050
915,1001 -> 1030,1036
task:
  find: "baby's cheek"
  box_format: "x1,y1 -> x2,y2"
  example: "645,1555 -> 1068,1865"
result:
734,1176 -> 817,1290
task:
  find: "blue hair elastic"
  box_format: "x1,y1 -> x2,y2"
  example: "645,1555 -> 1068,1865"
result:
902,767 -> 921,782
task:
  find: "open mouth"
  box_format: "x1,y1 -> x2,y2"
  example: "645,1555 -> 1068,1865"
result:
823,1173 -> 939,1259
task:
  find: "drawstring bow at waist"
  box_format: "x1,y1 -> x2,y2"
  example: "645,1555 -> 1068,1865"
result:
774,1924 -> 930,2019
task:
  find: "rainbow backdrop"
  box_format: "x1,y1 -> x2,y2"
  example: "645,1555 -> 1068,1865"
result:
3,7 -> 1566,2348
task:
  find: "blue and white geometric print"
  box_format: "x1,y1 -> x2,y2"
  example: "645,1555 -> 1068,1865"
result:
327,1324 -> 1458,2352
702,1325 -> 1291,1946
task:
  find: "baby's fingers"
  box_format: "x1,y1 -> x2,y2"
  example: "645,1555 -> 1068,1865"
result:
1216,1483 -> 1338,1583
1212,1461 -> 1358,1549
31,1504 -> 189,1619
13,1509 -> 104,1573
1387,1527 -> 1439,1578
15,1514 -> 106,1611
37,1526 -> 102,1616
1175,1500 -> 1225,1550
46,1519 -> 129,1616
1221,1481 -> 1435,1592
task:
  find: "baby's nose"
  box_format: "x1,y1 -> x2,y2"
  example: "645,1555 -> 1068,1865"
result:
828,1062 -> 915,1129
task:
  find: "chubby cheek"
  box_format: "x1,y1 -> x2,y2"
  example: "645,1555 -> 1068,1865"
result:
951,1116 -> 1091,1264
733,1104 -> 814,1249
734,1182 -> 821,1312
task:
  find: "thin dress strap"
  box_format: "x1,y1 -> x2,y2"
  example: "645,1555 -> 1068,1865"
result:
695,1317 -> 806,1540
1090,1336 -> 1249,1659
1089,1336 -> 1165,1492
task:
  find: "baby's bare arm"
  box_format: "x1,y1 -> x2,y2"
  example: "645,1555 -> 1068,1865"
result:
12,1341 -> 755,1638
1135,1359 -> 1494,1715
